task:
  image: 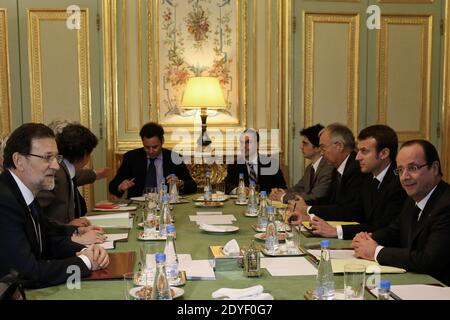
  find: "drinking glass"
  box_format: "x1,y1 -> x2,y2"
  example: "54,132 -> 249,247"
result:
344,264 -> 366,300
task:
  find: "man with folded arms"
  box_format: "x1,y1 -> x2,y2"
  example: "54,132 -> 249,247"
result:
308,125 -> 407,239
269,124 -> 333,205
288,123 -> 368,223
0,123 -> 109,288
352,140 -> 450,285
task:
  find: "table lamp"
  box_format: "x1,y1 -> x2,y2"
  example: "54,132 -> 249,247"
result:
180,76 -> 227,147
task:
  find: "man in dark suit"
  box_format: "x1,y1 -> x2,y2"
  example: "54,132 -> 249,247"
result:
309,125 -> 407,239
353,140 -> 450,285
289,123 -> 368,222
109,122 -> 197,198
0,123 -> 109,288
269,124 -> 333,204
36,124 -> 107,245
224,128 -> 287,194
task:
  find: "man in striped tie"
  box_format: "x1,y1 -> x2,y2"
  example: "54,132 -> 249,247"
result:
225,128 -> 287,194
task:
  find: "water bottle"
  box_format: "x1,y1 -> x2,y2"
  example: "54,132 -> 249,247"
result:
159,195 -> 172,237
257,191 -> 268,228
247,182 -> 258,215
151,253 -> 172,300
237,173 -> 246,203
316,239 -> 335,300
164,225 -> 179,283
264,206 -> 278,254
378,280 -> 391,300
204,171 -> 212,201
168,174 -> 179,202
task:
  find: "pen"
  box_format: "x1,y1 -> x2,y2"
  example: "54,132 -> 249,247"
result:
129,178 -> 135,182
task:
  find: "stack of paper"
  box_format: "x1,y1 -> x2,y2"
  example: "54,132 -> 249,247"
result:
390,284 -> 450,300
330,259 -> 406,274
261,257 -> 318,276
309,249 -> 356,260
189,214 -> 236,225
87,212 -> 132,228
145,254 -> 216,280
196,211 -> 223,215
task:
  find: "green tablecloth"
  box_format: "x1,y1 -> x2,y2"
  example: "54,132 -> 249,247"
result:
26,195 -> 439,300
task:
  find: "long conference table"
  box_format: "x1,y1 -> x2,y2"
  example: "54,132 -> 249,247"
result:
26,195 -> 440,300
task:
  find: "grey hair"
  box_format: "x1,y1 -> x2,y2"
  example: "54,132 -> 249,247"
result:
47,119 -> 79,135
324,123 -> 355,151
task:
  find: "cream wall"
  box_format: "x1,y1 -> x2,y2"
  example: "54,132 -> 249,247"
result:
1,0 -> 450,203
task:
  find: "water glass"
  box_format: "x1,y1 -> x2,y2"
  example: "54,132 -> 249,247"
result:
143,207 -> 158,237
344,264 -> 366,300
285,225 -> 301,254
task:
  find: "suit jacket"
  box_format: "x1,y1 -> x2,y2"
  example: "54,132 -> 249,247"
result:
36,163 -> 96,224
109,148 -> 197,198
0,171 -> 90,288
373,181 -> 450,286
225,154 -> 287,194
341,163 -> 407,239
310,151 -> 369,221
283,157 -> 334,205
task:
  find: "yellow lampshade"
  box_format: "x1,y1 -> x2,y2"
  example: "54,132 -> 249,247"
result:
180,77 -> 227,109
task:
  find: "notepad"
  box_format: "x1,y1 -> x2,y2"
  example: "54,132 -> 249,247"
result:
87,212 -> 132,228
177,254 -> 215,280
196,211 -> 223,215
390,284 -> 450,300
105,233 -> 129,242
330,259 -> 406,274
309,249 -> 356,260
100,241 -> 115,250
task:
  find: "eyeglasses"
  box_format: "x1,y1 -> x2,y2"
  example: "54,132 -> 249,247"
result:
394,163 -> 429,176
26,153 -> 63,164
319,141 -> 338,150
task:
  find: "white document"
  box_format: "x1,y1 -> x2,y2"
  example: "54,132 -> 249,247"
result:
87,212 -> 130,220
390,285 -> 450,300
99,241 -> 115,250
309,249 -> 356,260
105,233 -> 129,242
189,215 -> 236,225
261,257 -> 318,276
182,260 -> 216,280
196,211 -> 223,215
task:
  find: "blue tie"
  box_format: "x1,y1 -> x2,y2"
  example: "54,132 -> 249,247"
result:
29,200 -> 42,254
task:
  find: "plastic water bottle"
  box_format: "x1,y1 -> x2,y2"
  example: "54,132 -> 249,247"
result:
237,173 -> 246,203
151,253 -> 172,300
264,206 -> 278,254
257,191 -> 268,228
378,280 -> 391,300
168,174 -> 179,202
316,239 -> 335,300
247,182 -> 258,215
164,225 -> 179,283
159,195 -> 172,237
204,171 -> 212,201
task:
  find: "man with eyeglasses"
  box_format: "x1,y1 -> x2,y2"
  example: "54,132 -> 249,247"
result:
352,140 -> 450,285
288,123 -> 368,223
307,125 -> 407,239
109,122 -> 197,198
0,123 -> 109,288
36,124 -> 107,245
269,124 -> 333,204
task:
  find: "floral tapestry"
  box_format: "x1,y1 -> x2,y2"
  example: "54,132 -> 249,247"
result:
156,0 -> 242,127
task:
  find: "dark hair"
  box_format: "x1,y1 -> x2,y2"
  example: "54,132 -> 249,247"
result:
3,123 -> 55,169
243,128 -> 260,143
358,125 -> 398,161
300,124 -> 324,147
400,140 -> 443,176
139,122 -> 164,141
56,124 -> 98,163
325,123 -> 355,151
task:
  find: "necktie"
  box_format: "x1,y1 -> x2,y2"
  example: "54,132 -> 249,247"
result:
72,177 -> 87,218
411,204 -> 422,233
368,178 -> 380,207
28,200 -> 42,254
309,166 -> 315,190
248,162 -> 257,184
145,158 -> 157,188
